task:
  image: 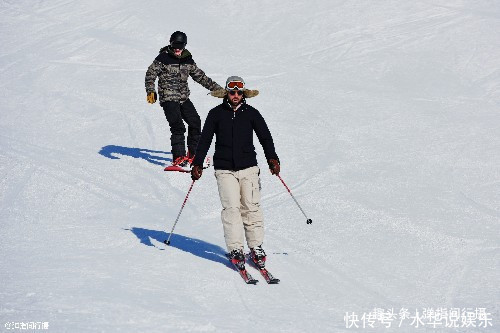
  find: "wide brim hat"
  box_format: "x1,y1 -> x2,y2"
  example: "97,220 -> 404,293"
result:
210,89 -> 259,98
211,75 -> 259,98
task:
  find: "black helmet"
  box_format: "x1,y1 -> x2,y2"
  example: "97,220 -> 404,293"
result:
170,31 -> 187,49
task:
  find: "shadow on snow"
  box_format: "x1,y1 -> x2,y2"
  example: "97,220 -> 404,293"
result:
99,145 -> 172,166
126,227 -> 230,267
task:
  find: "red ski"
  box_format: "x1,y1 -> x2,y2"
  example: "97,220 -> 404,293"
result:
247,253 -> 280,284
225,253 -> 258,284
254,267 -> 280,284
164,156 -> 211,173
164,165 -> 190,173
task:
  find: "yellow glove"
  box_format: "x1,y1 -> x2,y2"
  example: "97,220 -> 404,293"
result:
147,92 -> 157,104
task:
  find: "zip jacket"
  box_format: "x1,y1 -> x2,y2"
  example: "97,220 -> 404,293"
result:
145,47 -> 222,103
193,99 -> 279,170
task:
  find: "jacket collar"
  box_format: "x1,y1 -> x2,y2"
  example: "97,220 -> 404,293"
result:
166,46 -> 192,59
223,97 -> 246,112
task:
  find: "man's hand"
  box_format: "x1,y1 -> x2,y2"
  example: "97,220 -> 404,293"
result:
147,91 -> 157,104
268,159 -> 280,175
191,165 -> 203,181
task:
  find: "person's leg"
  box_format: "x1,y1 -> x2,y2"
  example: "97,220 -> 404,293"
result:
161,101 -> 186,159
179,99 -> 201,156
215,170 -> 245,252
239,166 -> 264,249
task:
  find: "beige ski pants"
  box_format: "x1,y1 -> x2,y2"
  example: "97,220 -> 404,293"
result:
214,166 -> 264,252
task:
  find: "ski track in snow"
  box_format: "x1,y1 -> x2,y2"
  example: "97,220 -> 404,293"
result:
1,0 -> 499,332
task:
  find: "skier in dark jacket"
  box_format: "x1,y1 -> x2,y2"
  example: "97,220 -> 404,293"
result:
191,76 -> 281,271
145,31 -> 222,166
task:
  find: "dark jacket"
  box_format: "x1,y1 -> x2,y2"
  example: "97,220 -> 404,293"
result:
193,99 -> 279,170
145,47 -> 222,103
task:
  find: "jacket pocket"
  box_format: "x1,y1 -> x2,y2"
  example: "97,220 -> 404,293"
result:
251,174 -> 261,204
242,143 -> 255,153
180,66 -> 189,82
214,146 -> 231,161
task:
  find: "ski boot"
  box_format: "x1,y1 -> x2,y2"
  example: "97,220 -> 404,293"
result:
186,150 -> 195,167
172,155 -> 189,167
228,249 -> 246,270
250,245 -> 266,269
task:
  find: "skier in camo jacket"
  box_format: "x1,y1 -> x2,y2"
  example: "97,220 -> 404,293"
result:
145,31 -> 222,166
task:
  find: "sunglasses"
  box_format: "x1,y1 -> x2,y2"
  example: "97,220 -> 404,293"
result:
226,81 -> 245,90
229,90 -> 243,96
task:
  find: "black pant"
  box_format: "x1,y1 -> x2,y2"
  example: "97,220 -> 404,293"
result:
161,99 -> 201,159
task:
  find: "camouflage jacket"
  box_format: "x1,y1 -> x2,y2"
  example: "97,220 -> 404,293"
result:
145,47 -> 222,104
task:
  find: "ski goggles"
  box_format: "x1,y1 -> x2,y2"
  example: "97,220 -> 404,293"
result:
226,81 -> 245,90
228,90 -> 243,96
170,42 -> 186,50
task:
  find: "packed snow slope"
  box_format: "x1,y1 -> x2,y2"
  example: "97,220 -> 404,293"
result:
1,0 -> 499,332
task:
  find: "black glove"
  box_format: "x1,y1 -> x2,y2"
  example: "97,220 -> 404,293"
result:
146,91 -> 157,104
191,165 -> 203,181
268,159 -> 280,175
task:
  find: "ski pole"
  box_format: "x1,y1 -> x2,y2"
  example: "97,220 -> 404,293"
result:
164,180 -> 196,245
277,174 -> 312,224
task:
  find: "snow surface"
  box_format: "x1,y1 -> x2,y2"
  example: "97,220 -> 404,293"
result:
1,0 -> 499,332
